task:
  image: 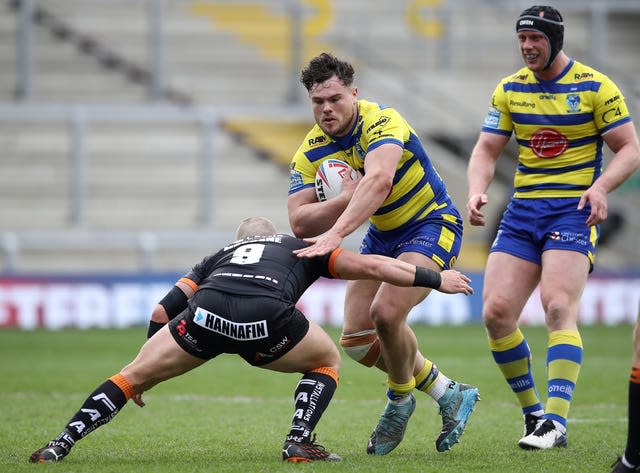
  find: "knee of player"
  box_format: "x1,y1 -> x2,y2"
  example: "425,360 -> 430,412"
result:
369,301 -> 402,332
339,329 -> 380,367
118,366 -> 155,393
482,308 -> 517,338
482,310 -> 501,328
632,347 -> 640,366
323,343 -> 342,371
543,297 -> 572,324
482,296 -> 515,324
633,323 -> 640,362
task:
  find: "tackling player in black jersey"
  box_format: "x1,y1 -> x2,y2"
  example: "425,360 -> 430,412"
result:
30,217 -> 472,464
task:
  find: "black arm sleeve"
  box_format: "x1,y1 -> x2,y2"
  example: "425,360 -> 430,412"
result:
158,285 -> 189,320
147,320 -> 165,339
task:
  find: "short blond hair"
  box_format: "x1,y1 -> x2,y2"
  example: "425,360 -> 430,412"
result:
235,217 -> 277,240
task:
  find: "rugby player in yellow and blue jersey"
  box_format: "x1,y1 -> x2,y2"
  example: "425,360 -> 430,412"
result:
288,52 -> 479,456
466,5 -> 640,450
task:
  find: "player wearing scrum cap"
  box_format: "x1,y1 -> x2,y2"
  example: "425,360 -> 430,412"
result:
466,5 -> 640,449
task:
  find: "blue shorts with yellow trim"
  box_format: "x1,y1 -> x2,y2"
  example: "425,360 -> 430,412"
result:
490,198 -> 599,269
360,207 -> 463,270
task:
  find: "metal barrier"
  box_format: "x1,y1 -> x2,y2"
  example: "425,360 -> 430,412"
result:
0,103 -> 308,273
0,102 -> 307,225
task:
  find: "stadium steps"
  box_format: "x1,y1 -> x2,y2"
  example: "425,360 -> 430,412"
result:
0,119 -> 290,231
0,122 -> 72,230
188,1 -> 334,65
223,118 -> 314,166
3,0 -> 151,104
2,0 -> 639,271
2,0 -> 298,106
0,117 -> 293,272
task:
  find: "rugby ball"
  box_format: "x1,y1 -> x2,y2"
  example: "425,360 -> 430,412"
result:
315,159 -> 357,202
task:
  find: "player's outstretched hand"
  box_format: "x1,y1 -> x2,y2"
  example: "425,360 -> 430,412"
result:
132,393 -> 146,407
439,269 -> 473,295
294,231 -> 343,258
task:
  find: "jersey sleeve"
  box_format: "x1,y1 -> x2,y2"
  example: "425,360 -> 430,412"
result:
593,76 -> 631,134
182,250 -> 225,286
288,135 -> 319,195
363,107 -> 406,153
481,80 -> 513,136
311,248 -> 344,279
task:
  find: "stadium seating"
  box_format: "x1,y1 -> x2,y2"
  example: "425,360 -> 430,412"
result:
0,0 -> 639,273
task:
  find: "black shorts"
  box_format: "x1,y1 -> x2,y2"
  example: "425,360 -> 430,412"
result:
168,289 -> 309,366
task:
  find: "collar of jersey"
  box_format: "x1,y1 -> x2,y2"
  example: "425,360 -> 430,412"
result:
329,106 -> 362,150
534,58 -> 574,85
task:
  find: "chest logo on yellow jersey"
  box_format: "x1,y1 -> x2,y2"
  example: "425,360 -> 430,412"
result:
355,141 -> 365,159
366,116 -> 391,134
574,72 -> 593,81
308,135 -> 327,146
530,128 -> 568,158
509,99 -> 535,109
566,94 -> 581,113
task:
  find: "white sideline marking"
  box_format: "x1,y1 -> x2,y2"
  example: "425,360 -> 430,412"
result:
8,391 -> 629,424
8,392 -> 379,404
168,395 -> 380,404
568,417 -> 626,424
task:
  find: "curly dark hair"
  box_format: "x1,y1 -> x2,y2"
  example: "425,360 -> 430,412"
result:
300,52 -> 355,91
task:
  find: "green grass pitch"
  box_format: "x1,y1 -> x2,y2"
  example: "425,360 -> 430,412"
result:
1,324 -> 632,472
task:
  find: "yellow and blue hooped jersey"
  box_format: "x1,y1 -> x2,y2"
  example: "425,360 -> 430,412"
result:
481,59 -> 631,198
289,99 -> 455,231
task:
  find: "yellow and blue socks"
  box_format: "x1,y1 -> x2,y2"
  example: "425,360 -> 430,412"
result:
489,329 -> 544,417
545,330 -> 582,433
387,378 -> 416,403
414,360 -> 453,403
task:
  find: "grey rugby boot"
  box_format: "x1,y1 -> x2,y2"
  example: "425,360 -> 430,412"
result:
367,394 -> 416,455
435,382 -> 480,452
